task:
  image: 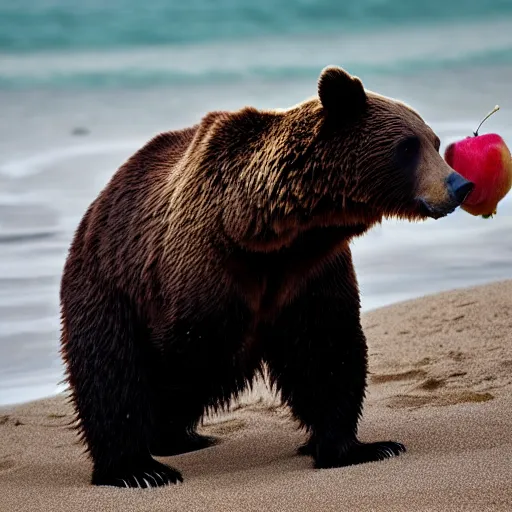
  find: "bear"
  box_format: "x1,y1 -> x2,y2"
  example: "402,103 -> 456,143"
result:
59,65 -> 474,488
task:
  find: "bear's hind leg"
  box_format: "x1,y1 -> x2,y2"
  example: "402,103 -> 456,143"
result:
61,286 -> 182,488
147,368 -> 218,457
146,316 -> 257,457
150,425 -> 218,457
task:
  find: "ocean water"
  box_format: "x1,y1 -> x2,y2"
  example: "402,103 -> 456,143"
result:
1,0 -> 512,406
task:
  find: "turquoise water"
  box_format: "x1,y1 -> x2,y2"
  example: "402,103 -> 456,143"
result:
3,0 -> 512,52
2,0 -> 512,89
1,1 -> 512,406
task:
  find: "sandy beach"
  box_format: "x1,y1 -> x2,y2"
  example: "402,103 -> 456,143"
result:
2,2 -> 512,510
1,279 -> 511,511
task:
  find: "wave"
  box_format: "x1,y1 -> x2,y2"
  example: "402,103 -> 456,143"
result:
0,231 -> 57,244
0,140 -> 144,177
2,0 -> 512,53
1,18 -> 512,90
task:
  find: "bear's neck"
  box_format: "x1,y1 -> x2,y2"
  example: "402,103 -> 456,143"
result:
223,221 -> 375,317
237,198 -> 382,253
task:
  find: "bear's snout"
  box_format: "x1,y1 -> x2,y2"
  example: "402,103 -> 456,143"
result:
417,171 -> 474,219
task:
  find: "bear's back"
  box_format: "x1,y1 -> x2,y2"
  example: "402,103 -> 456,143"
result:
63,125 -> 199,296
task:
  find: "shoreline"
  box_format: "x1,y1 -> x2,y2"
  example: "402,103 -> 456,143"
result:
1,276 -> 510,409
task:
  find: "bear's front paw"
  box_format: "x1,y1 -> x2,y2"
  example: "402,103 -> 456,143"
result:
314,439 -> 406,469
92,458 -> 183,488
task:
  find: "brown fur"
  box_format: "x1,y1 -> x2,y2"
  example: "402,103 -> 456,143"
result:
60,65 -> 469,488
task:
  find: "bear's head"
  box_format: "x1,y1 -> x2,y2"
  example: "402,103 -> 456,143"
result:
195,66 -> 474,252
310,65 -> 474,224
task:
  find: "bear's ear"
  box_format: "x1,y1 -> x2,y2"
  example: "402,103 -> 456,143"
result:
318,66 -> 367,119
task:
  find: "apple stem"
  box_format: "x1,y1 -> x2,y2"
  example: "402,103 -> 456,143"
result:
473,105 -> 500,136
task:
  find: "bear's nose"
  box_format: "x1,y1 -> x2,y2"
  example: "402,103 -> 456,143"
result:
446,172 -> 474,204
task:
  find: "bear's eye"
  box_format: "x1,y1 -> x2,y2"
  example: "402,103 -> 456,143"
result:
397,136 -> 420,156
395,136 -> 421,169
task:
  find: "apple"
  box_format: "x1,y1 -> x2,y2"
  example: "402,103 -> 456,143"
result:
444,105 -> 512,218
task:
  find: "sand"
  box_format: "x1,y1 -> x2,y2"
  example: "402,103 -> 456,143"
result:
1,280 -> 511,512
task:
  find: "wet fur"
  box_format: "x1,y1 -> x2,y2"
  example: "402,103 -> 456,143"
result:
60,66 -> 457,488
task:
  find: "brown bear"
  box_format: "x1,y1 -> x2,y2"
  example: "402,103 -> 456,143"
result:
60,65 -> 474,488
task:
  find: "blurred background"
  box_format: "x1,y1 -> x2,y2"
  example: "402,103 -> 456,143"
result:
1,0 -> 511,406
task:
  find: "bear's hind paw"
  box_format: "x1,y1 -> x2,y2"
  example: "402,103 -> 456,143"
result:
93,459 -> 183,488
314,440 -> 405,469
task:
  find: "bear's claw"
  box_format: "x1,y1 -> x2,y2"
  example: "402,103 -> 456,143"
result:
93,459 -> 183,488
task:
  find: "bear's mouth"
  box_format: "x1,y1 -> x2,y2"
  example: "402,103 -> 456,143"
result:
417,198 -> 459,219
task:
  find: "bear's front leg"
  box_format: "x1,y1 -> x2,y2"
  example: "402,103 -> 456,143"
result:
264,251 -> 405,469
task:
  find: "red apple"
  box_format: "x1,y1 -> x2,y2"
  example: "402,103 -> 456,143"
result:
444,106 -> 512,218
